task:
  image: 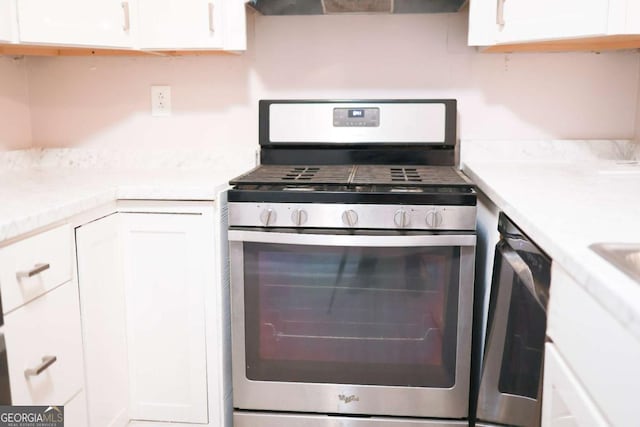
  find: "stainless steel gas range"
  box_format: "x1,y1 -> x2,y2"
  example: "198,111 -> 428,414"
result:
227,99 -> 477,427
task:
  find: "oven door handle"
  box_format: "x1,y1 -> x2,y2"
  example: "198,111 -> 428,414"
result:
228,230 -> 476,247
500,244 -> 548,312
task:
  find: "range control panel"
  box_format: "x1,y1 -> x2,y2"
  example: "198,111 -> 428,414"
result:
333,107 -> 380,127
228,202 -> 477,231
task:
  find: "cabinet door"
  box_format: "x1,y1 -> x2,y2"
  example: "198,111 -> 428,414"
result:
496,0 -> 610,43
547,264 -> 640,425
0,0 -> 18,43
17,0 -> 132,48
469,0 -> 614,46
122,212 -> 208,424
75,214 -> 129,427
134,0 -> 223,50
541,344 -> 608,427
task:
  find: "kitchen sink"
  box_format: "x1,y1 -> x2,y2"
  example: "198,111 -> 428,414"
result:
590,243 -> 640,284
597,161 -> 640,175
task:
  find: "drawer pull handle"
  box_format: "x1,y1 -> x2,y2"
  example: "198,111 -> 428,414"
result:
24,355 -> 57,377
16,263 -> 50,279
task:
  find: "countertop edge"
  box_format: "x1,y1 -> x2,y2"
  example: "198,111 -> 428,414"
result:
0,177 -> 232,244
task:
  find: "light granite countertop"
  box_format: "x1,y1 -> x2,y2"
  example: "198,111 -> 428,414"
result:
3,144 -> 640,342
0,167 -> 234,242
461,140 -> 640,341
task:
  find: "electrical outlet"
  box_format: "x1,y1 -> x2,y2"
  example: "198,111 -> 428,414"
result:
151,85 -> 171,117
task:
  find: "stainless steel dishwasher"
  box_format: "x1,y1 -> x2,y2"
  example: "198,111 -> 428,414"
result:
476,213 -> 551,427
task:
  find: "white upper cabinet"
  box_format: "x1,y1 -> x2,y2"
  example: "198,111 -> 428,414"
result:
1,0 -> 247,52
469,0 -> 640,48
0,0 -> 18,42
133,0 -> 247,50
16,0 -> 133,48
134,0 -> 223,49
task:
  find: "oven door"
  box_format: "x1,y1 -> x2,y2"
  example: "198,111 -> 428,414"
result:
229,229 -> 476,419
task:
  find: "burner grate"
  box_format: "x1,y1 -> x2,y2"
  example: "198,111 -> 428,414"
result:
352,165 -> 470,186
390,167 -> 423,182
282,167 -> 320,181
230,164 -> 472,187
229,165 -> 353,185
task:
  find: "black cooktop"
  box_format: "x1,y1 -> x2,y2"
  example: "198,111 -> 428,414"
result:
228,164 -> 476,205
230,165 -> 472,187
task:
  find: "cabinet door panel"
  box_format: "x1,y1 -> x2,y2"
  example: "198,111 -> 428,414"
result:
17,0 -> 131,47
548,264 -> 640,426
0,0 -> 17,42
76,214 -> 129,427
542,344 -> 608,427
496,0 -> 610,43
122,212 -> 208,424
134,0 -> 223,49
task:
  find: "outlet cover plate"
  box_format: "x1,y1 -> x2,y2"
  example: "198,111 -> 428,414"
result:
151,85 -> 171,117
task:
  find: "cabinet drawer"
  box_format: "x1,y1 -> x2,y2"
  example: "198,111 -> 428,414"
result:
0,224 -> 72,313
4,281 -> 84,405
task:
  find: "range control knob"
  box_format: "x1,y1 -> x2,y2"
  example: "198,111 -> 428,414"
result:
291,208 -> 308,226
393,209 -> 410,228
342,210 -> 359,227
425,209 -> 443,228
259,208 -> 277,226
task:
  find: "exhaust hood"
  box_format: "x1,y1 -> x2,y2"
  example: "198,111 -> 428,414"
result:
248,0 -> 466,15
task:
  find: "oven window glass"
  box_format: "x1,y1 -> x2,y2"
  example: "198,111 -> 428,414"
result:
243,243 -> 460,388
498,269 -> 546,399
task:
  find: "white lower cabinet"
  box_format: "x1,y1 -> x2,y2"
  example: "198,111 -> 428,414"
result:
542,343 -> 607,427
0,223 -> 85,423
121,211 -> 208,424
76,214 -> 129,427
3,280 -> 84,406
546,264 -> 640,426
75,203 -> 218,426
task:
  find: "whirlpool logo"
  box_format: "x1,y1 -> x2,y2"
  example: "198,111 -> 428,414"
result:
0,405 -> 64,427
338,394 -> 360,404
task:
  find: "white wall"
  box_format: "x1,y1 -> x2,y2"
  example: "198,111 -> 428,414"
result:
0,57 -> 32,150
16,11 -> 640,167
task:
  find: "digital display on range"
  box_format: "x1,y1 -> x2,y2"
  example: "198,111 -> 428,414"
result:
333,107 -> 380,127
